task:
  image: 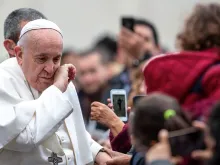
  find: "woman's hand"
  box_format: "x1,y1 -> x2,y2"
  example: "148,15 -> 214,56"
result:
91,101 -> 125,137
91,101 -> 119,128
191,121 -> 215,160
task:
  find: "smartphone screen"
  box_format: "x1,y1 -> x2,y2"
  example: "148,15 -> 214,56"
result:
169,127 -> 205,156
112,94 -> 126,117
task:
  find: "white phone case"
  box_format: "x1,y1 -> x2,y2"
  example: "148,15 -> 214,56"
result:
110,89 -> 128,122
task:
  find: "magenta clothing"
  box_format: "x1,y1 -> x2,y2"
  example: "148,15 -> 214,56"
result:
109,124 -> 131,153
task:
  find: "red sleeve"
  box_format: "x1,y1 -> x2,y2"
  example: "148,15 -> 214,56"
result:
109,123 -> 131,153
183,66 -> 220,120
202,65 -> 220,99
183,98 -> 216,121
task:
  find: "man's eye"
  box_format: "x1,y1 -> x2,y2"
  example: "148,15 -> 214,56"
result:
53,57 -> 60,63
37,58 -> 47,63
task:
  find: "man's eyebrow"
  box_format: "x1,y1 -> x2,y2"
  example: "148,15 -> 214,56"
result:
34,53 -> 62,58
34,53 -> 48,57
54,54 -> 62,58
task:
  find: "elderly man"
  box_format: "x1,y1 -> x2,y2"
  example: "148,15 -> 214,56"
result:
0,19 -> 111,165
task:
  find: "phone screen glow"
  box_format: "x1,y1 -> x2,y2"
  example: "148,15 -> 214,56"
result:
113,94 -> 126,117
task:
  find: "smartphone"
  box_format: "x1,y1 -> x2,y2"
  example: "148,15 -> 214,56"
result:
169,127 -> 205,156
110,89 -> 128,122
133,95 -> 146,107
121,17 -> 135,31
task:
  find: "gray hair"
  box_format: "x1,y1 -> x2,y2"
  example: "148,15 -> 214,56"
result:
4,8 -> 47,43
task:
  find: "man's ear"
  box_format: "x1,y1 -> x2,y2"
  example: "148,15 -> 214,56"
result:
14,46 -> 23,66
3,39 -> 16,58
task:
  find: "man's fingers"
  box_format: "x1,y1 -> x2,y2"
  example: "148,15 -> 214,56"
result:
106,157 -> 122,165
107,98 -> 113,109
119,37 -> 131,48
69,65 -> 76,72
91,101 -> 99,107
107,98 -> 111,103
108,103 -> 113,109
68,70 -> 75,81
107,155 -> 131,165
191,150 -> 212,160
67,64 -> 76,81
104,148 -> 125,157
90,114 -> 95,120
106,159 -> 115,165
91,107 -> 99,114
158,129 -> 169,143
91,101 -> 103,107
171,156 -> 183,165
193,121 -> 215,150
103,148 -> 114,157
127,107 -> 131,113
192,121 -> 207,131
90,109 -> 95,114
91,106 -> 97,111
121,27 -> 133,37
64,63 -> 75,70
91,107 -> 101,114
192,121 -> 210,140
90,111 -> 99,120
103,148 -> 112,153
191,150 -> 205,159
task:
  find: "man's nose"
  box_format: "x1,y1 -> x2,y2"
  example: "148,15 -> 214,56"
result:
44,61 -> 55,73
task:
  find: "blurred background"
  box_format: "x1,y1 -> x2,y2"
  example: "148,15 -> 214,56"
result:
0,0 -> 219,61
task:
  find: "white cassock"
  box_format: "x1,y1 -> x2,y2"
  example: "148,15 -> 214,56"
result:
0,58 -> 102,165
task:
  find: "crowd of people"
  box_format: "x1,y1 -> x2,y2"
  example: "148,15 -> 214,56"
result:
1,2 -> 220,165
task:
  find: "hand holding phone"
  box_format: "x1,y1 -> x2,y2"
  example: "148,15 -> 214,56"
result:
110,89 -> 128,122
169,127 -> 205,157
191,121 -> 214,160
120,17 -> 147,59
121,17 -> 135,31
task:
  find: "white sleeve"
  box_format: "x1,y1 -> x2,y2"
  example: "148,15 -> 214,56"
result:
86,131 -> 103,159
4,85 -> 73,152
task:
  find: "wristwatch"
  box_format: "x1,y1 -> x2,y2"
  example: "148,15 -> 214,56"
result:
95,148 -> 110,164
98,148 -> 107,153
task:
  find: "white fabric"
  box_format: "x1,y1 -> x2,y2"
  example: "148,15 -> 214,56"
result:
87,120 -> 110,141
56,124 -> 72,150
19,19 -> 63,39
0,58 -> 102,165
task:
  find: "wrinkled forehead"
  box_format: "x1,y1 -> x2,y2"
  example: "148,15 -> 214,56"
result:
21,29 -> 63,56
